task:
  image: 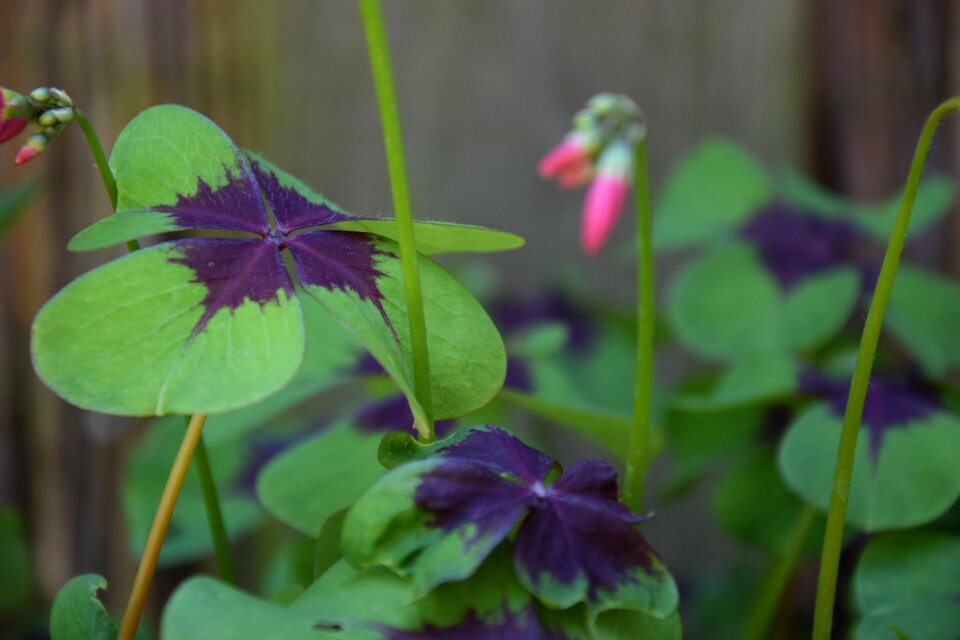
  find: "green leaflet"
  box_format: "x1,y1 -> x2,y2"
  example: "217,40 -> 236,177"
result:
654,137 -> 772,251
301,238 -> 506,424
31,244 -> 305,416
667,244 -> 858,360
257,423 -> 385,537
886,265 -> 960,378
339,459 -> 495,595
49,575 -> 117,640
778,404 -> 960,531
852,532 -> 960,640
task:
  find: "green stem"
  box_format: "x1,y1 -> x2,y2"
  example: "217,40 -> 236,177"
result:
191,422 -> 236,584
74,110 -> 139,251
358,0 -> 435,441
811,96 -> 960,640
745,504 -> 817,640
74,110 -> 117,210
623,137 -> 654,511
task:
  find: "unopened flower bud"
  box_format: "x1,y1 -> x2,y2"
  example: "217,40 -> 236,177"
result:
30,88 -> 52,103
0,88 -> 29,143
38,111 -> 58,126
14,134 -> 48,165
51,107 -> 74,123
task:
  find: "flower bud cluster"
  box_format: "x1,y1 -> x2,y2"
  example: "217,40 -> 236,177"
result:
539,93 -> 646,255
0,85 -> 76,165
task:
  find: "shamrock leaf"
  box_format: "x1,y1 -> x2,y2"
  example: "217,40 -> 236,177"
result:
33,105 -> 514,418
342,426 -> 677,622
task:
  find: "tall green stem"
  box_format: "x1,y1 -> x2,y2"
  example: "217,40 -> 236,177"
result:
358,0 -> 435,441
811,97 -> 959,640
191,424 -> 236,584
76,113 -> 235,588
623,137 -> 654,511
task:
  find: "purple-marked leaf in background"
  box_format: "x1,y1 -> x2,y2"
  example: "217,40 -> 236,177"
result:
514,460 -> 653,602
412,427 -> 675,614
800,370 -> 939,460
385,608 -> 565,640
741,202 -> 863,289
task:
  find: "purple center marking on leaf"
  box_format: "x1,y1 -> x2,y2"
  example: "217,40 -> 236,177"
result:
285,230 -> 393,326
249,160 -> 355,234
741,203 -> 862,289
515,460 -> 654,599
153,164 -> 270,235
801,370 -> 940,459
169,238 -> 295,335
415,428 -> 661,602
383,608 -> 566,640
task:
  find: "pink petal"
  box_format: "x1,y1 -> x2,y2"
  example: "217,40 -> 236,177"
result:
537,138 -> 589,180
580,175 -> 629,255
0,117 -> 27,144
14,143 -> 39,165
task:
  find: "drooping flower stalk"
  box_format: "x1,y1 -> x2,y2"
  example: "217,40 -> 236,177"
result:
811,96 -> 959,640
358,0 -> 435,441
538,94 -> 653,510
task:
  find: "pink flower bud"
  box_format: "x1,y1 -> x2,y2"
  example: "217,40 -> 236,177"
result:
14,135 -> 46,165
537,134 -> 593,185
0,88 -> 28,143
580,174 -> 629,255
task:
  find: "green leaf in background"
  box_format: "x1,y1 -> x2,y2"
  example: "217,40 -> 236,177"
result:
257,423 -> 384,537
669,349 -> 797,411
778,403 -> 960,531
654,137 -> 772,251
661,403 -> 764,497
713,449 -> 815,553
852,532 -> 960,640
781,267 -> 859,352
49,574 -> 117,640
123,417 -> 264,565
780,170 -> 955,239
0,180 -> 40,236
0,506 -> 31,614
161,576 -> 346,640
886,265 -> 960,378
32,243 -> 305,416
667,243 -> 781,359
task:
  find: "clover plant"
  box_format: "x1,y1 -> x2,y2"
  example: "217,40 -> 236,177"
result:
2,2 -> 959,640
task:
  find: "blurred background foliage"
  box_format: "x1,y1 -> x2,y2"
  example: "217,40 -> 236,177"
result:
0,1 -> 957,638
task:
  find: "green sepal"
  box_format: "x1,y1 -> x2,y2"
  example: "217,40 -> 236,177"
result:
49,574 -> 118,640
